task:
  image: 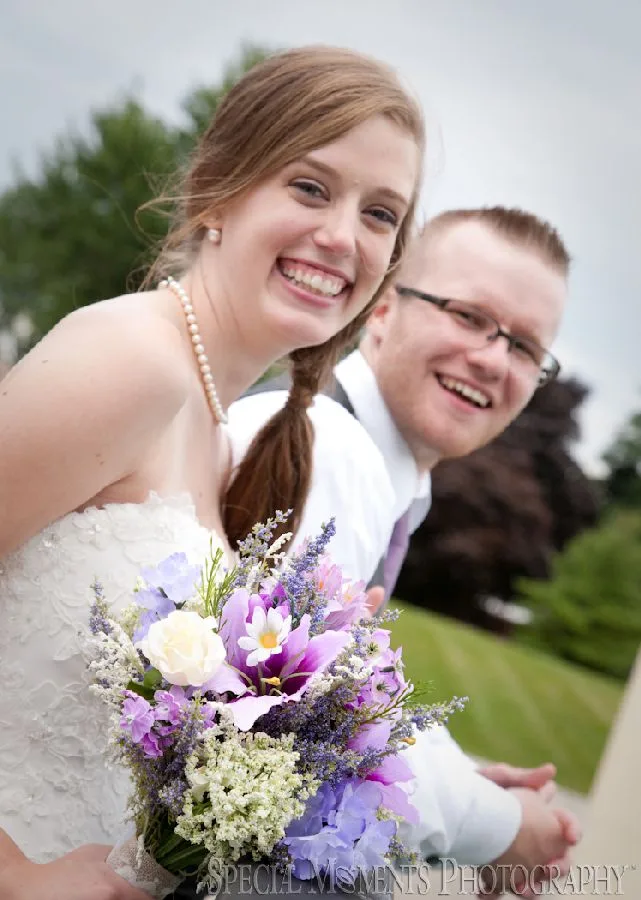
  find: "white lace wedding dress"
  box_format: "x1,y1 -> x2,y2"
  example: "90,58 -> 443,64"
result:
0,492 -> 222,864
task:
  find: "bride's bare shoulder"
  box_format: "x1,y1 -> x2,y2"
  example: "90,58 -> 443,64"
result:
0,290 -> 195,487
0,292 -> 195,557
65,289 -> 187,356
23,291 -> 192,394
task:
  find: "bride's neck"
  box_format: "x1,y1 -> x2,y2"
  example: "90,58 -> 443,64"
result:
180,263 -> 287,410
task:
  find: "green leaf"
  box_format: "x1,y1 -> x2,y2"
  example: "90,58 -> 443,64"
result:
125,680 -> 155,702
142,667 -> 163,691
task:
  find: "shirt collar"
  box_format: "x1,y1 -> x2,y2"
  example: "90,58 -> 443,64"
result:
335,350 -> 431,519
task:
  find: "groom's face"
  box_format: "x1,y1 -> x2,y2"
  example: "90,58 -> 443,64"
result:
365,221 -> 567,468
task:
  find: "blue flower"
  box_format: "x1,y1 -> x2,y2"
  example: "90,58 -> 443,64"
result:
133,553 -> 201,641
283,778 -> 394,881
140,553 -> 202,604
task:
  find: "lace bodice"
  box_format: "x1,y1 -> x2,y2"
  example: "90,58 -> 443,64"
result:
0,493 -> 224,863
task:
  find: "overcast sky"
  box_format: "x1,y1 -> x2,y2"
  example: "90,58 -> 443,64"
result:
2,0 -> 640,472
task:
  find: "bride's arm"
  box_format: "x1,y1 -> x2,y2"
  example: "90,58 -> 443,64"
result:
0,304 -> 191,558
0,831 -> 152,899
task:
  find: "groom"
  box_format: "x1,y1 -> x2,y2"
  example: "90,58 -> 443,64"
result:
227,206 -> 579,889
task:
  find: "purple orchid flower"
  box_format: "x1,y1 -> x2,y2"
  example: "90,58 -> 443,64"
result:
205,588 -> 350,730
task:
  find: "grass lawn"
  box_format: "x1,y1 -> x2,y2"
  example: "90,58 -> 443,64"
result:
389,603 -> 624,795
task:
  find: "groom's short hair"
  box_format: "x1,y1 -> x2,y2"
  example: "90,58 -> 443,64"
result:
409,206 -> 571,275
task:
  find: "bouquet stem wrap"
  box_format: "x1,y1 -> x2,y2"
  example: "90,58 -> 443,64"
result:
107,834 -> 182,899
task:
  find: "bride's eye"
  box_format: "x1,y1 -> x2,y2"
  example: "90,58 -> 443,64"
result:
366,206 -> 398,228
291,179 -> 328,201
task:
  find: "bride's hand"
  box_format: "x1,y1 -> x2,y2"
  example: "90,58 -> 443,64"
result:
3,843 -> 153,900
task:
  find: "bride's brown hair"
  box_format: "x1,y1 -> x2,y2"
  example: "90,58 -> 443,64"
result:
147,46 -> 425,544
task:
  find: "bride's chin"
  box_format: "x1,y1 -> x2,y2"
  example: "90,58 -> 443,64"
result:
265,307 -> 340,351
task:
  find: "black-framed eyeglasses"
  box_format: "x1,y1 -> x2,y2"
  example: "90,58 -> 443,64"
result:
395,285 -> 560,386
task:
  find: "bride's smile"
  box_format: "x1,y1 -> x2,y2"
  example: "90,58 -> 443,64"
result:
0,45 -> 425,899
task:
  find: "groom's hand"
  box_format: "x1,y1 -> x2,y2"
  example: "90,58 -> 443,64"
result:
479,761 -> 557,800
477,789 -> 581,898
365,585 -> 385,616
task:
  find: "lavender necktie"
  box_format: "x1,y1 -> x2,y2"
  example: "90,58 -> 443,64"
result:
383,510 -> 411,599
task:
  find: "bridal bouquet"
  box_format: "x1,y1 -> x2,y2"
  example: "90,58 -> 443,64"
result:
88,513 -> 465,898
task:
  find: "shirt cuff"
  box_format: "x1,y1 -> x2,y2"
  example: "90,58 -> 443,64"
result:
449,775 -> 522,865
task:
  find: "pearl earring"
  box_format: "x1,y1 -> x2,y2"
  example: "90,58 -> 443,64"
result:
207,227 -> 222,244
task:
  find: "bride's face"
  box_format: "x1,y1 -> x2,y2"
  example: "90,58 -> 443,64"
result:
209,115 -> 420,351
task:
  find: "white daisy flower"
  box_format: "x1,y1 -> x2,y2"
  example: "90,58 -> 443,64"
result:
237,606 -> 292,667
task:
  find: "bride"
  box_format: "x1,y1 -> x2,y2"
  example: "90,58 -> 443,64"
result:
0,46 -> 424,899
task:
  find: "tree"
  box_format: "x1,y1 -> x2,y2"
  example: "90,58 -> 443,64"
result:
602,407 -> 641,510
517,508 -> 641,680
395,377 -> 601,633
0,45 -> 269,351
0,100 -> 179,342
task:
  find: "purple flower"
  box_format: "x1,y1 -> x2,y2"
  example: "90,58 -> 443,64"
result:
314,558 -> 343,603
133,553 -> 201,641
330,780 -> 381,840
233,615 -> 350,731
359,669 -> 400,707
206,589 -> 350,730
120,693 -> 155,743
283,521 -> 337,633
283,778 -> 394,881
349,817 -> 397,875
259,579 -> 288,605
140,553 -> 202,604
363,629 -> 391,663
154,685 -> 188,726
323,578 -> 369,631
348,721 -> 419,824
141,730 -> 163,758
132,590 -> 175,643
359,649 -> 407,710
202,701 -> 218,728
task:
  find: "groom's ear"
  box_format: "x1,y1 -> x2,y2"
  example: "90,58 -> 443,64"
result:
365,286 -> 398,343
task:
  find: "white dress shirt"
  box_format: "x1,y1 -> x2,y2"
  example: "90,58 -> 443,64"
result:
226,352 -> 521,865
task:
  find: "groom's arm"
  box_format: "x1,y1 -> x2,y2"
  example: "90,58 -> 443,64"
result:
401,727 -> 522,865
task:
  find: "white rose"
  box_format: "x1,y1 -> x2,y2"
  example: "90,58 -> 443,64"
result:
136,610 -> 226,687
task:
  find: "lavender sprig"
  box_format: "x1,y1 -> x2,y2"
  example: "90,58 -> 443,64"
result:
158,702 -> 205,818
89,582 -> 113,636
230,510 -> 291,590
283,519 -> 336,631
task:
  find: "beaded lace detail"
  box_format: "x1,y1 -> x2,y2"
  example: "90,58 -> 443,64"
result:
0,493 -> 222,862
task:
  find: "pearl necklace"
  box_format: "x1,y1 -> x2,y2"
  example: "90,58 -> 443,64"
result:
160,275 -> 228,425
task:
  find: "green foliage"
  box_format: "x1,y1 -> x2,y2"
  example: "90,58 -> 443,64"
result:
390,603 -> 621,794
602,406 -> 641,509
0,45 -> 269,348
0,100 -> 180,339
517,509 -> 641,680
179,44 -> 274,142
